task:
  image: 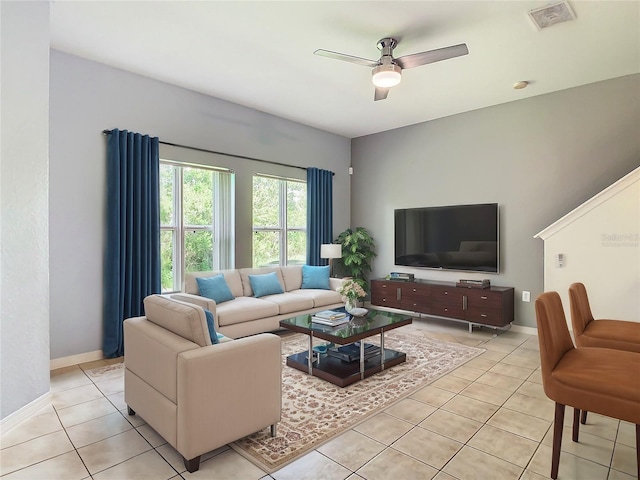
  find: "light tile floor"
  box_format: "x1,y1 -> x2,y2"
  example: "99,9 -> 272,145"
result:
1,317 -> 637,480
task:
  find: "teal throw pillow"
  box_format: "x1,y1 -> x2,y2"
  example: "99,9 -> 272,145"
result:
249,272 -> 284,297
196,274 -> 235,304
301,265 -> 330,290
203,309 -> 220,345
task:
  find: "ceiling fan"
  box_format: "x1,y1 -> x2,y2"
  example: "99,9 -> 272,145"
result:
314,38 -> 469,101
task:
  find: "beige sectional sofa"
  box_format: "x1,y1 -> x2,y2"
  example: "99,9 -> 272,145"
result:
171,265 -> 346,338
124,295 -> 281,472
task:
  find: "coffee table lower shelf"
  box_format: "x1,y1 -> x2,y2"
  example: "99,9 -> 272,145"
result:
285,348 -> 407,387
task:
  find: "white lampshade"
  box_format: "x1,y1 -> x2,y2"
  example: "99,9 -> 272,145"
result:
372,64 -> 402,88
320,244 -> 342,259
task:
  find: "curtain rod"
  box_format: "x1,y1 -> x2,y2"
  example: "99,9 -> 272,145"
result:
102,129 -> 309,172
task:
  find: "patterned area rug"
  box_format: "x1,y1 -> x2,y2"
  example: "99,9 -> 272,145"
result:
230,330 -> 484,473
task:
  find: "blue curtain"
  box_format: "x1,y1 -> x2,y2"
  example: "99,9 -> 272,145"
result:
306,168 -> 334,265
103,129 -> 161,358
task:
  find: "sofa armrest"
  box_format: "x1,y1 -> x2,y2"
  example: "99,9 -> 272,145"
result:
170,293 -> 217,312
124,316 -> 200,406
168,293 -> 221,332
329,277 -> 347,291
176,333 -> 282,460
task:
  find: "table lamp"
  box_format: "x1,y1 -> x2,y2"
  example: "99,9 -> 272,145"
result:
320,244 -> 342,277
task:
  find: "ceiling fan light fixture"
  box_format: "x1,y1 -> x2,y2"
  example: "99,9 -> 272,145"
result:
372,63 -> 401,88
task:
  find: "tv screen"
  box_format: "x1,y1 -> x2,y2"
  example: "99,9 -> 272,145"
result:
394,203 -> 499,273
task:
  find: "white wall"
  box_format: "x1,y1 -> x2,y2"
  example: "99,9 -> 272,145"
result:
49,50 -> 351,360
351,75 -> 640,328
540,171 -> 639,327
0,1 -> 51,420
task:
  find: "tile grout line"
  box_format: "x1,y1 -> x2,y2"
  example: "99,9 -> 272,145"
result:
445,333 -> 541,478
57,367 -> 184,480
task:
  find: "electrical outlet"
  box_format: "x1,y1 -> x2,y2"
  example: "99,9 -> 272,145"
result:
522,291 -> 531,302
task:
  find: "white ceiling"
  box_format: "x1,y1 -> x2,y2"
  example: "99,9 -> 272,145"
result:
50,1 -> 640,139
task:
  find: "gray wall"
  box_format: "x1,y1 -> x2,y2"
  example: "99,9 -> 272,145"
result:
49,50 -> 351,359
1,1 -> 51,420
351,74 -> 640,328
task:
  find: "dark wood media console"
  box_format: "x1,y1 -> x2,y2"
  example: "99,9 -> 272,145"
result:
370,278 -> 514,331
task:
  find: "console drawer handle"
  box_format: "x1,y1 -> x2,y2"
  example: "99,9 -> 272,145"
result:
481,314 -> 487,317
481,296 -> 488,300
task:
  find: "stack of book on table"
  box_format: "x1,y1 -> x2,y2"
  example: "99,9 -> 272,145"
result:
311,310 -> 350,327
327,342 -> 381,362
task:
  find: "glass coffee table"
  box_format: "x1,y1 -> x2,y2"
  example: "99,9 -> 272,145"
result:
279,308 -> 413,387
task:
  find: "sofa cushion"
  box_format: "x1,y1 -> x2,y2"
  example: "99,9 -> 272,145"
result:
185,270 -> 244,298
196,274 -> 235,304
280,265 -> 303,292
215,297 -> 280,327
301,265 -> 330,290
248,272 -> 285,297
291,288 -> 343,308
239,267 -> 283,297
143,295 -> 211,347
261,292 -> 314,315
203,310 -> 220,345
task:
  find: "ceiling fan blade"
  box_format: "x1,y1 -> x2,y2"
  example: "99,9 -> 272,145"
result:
314,49 -> 379,68
374,87 -> 389,101
395,43 -> 469,69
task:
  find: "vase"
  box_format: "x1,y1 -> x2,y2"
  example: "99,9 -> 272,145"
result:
345,297 -> 358,312
345,298 -> 368,317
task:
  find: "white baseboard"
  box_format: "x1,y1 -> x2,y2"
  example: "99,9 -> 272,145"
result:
510,324 -> 538,336
50,350 -> 104,371
1,391 -> 51,434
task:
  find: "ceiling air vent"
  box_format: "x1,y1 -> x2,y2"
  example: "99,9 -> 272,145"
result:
528,1 -> 576,30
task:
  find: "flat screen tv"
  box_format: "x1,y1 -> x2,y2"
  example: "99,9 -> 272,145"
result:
394,203 -> 499,273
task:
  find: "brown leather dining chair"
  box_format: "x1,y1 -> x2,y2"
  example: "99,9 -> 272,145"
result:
535,291 -> 640,479
569,282 -> 640,423
569,282 -> 640,353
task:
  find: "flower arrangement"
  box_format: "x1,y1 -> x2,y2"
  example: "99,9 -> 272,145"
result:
337,279 -> 367,302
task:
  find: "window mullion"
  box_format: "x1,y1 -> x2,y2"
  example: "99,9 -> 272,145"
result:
280,180 -> 287,265
175,167 -> 184,291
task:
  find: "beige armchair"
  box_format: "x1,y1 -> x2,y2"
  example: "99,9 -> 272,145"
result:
124,295 -> 281,472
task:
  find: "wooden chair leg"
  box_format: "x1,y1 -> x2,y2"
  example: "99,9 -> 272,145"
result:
551,402 -> 565,480
572,407 -> 580,442
581,409 -> 588,424
183,455 -> 201,473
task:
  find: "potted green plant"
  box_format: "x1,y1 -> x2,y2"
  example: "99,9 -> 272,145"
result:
333,227 -> 377,294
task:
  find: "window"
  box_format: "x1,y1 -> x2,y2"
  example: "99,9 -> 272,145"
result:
160,162 -> 234,292
252,175 -> 306,267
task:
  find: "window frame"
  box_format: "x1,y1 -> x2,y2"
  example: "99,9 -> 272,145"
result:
160,160 -> 234,292
252,173 -> 306,267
